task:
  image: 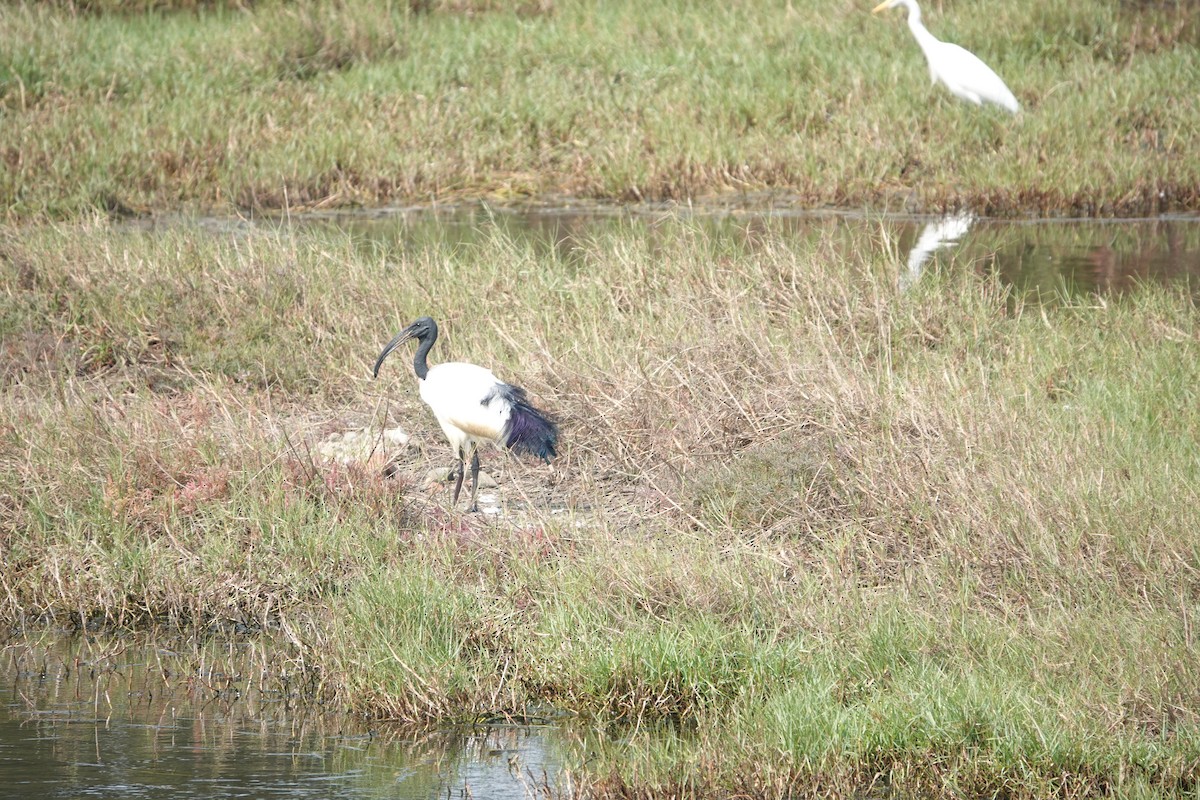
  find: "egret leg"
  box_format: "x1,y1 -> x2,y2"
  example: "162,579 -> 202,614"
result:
451,451 -> 465,507
466,450 -> 482,513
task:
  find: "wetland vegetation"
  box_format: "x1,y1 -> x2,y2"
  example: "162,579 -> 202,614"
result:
3,1 -> 1200,798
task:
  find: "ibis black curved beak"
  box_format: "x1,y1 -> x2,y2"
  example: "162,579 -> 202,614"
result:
372,325 -> 417,378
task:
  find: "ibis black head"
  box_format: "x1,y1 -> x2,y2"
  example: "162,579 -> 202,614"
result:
373,316 -> 439,379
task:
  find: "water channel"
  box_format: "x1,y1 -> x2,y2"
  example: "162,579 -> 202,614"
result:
1,635 -> 571,799
295,202 -> 1200,301
8,203 -> 1200,796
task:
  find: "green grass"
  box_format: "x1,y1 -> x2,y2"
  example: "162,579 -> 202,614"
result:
2,0 -> 1198,219
2,215 -> 1199,797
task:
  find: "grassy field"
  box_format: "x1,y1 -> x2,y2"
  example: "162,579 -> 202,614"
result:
2,0 -> 1199,219
2,214 -> 1199,797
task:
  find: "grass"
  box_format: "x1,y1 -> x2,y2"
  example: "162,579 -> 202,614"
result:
2,214 -> 1199,797
2,0 -> 1199,220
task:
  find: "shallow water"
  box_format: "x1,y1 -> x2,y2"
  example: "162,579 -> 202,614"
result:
294,202 -> 1200,301
0,635 -> 570,799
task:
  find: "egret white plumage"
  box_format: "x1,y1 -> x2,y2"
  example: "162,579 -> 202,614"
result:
872,0 -> 1020,114
372,317 -> 558,512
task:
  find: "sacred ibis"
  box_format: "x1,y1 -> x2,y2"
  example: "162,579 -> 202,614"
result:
372,317 -> 559,512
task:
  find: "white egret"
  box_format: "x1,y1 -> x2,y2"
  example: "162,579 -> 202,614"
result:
872,0 -> 1020,113
373,317 -> 559,513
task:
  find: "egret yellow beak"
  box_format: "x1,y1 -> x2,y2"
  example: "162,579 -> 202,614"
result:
871,0 -> 894,13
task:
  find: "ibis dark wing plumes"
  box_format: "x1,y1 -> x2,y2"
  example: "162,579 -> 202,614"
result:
485,384 -> 558,462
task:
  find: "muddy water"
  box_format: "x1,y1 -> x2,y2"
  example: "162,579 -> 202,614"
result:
0,635 -> 570,799
300,203 -> 1200,300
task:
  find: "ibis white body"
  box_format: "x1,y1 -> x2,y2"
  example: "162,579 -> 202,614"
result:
419,361 -> 515,459
874,0 -> 1020,114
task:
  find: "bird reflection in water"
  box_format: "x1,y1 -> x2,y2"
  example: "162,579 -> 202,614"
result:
901,211 -> 975,291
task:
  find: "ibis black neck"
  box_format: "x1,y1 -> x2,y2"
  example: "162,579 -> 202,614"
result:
412,331 -> 434,380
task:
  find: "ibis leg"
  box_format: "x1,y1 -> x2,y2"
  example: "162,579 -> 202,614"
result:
451,451 -> 465,507
466,450 -> 481,513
